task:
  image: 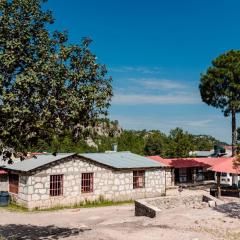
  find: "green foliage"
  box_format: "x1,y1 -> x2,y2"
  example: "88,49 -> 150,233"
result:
144,131 -> 166,156
190,134 -> 225,151
31,132 -> 97,153
29,126 -> 227,158
0,0 -> 112,154
6,196 -> 133,212
166,128 -> 193,157
199,50 -> 240,155
199,50 -> 240,116
117,130 -> 146,155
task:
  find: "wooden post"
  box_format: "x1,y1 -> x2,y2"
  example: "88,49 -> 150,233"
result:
192,168 -> 196,184
217,172 -> 221,198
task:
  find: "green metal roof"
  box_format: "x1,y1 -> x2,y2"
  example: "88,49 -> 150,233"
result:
0,151 -> 165,172
0,153 -> 75,172
79,152 -> 165,169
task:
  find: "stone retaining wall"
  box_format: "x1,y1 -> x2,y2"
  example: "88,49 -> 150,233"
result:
135,193 -> 221,218
135,199 -> 161,218
148,194 -> 203,209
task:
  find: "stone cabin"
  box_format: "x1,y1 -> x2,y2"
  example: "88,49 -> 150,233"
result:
0,152 -> 166,209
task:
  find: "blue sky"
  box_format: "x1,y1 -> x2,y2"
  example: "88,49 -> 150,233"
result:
46,0 -> 240,143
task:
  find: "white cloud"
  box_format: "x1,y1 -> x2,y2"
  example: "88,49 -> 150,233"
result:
112,93 -> 201,105
171,119 -> 213,128
110,66 -> 162,74
110,115 -> 213,131
133,78 -> 187,90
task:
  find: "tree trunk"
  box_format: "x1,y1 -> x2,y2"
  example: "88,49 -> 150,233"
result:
216,172 -> 221,198
232,109 -> 237,156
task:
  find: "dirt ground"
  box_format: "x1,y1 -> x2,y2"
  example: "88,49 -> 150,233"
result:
0,189 -> 239,240
0,197 -> 239,240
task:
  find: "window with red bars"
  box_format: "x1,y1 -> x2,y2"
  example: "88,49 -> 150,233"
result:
133,170 -> 145,189
81,173 -> 93,193
9,173 -> 19,194
50,175 -> 63,196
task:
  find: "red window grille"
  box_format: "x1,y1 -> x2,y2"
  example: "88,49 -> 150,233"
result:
133,170 -> 145,189
50,175 -> 63,196
9,173 -> 19,194
81,173 -> 93,193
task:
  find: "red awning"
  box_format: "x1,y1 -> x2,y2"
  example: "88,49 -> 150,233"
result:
148,156 -> 233,169
0,169 -> 7,174
209,158 -> 240,174
147,156 -> 172,167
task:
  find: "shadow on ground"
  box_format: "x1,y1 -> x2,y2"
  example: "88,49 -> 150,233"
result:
0,224 -> 91,240
214,202 -> 240,219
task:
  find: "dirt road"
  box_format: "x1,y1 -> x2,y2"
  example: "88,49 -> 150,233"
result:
0,201 -> 239,240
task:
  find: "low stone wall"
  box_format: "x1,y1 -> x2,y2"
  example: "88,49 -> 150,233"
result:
135,199 -> 161,218
135,193 -> 221,218
148,194 -> 203,209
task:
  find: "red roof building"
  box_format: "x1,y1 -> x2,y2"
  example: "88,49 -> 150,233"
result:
209,158 -> 240,174
148,156 -> 231,169
147,156 -> 236,185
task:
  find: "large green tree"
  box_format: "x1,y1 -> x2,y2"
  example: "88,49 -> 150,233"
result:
199,50 -> 240,156
166,128 -> 193,158
117,130 -> 146,155
0,0 -> 112,161
144,131 -> 166,156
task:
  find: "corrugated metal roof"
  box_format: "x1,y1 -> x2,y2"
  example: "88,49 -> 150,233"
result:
1,153 -> 75,172
0,151 -> 165,172
79,152 -> 165,169
148,155 -> 233,169
209,158 -> 239,174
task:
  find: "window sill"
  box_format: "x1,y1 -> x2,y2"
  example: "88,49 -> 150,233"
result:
81,192 -> 94,194
49,195 -> 64,198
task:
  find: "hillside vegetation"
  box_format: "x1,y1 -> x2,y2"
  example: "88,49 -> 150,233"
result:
30,120 -> 227,158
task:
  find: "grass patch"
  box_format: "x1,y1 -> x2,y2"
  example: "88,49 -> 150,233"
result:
0,199 -> 28,212
5,202 -> 28,212
2,197 -> 133,213
34,199 -> 134,212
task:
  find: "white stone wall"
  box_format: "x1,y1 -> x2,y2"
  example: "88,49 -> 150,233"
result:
165,168 -> 174,188
13,156 -> 166,209
0,174 -> 8,191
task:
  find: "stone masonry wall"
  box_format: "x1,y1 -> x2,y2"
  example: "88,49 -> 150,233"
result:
135,193 -> 219,218
165,168 -> 174,189
14,156 -> 166,209
0,174 -> 8,192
